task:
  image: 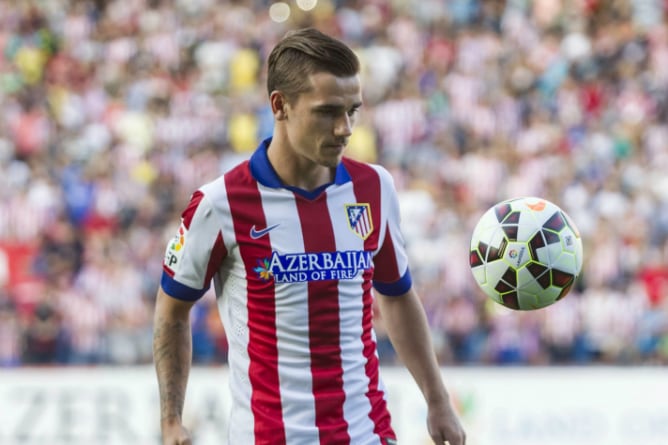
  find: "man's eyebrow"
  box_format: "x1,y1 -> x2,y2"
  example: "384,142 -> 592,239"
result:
313,102 -> 363,111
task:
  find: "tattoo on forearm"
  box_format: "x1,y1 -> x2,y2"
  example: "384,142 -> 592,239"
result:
153,316 -> 192,423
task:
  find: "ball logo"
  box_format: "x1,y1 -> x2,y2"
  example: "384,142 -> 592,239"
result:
508,246 -> 526,266
526,200 -> 546,211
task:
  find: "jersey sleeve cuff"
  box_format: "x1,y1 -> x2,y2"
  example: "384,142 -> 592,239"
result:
372,268 -> 412,296
161,271 -> 209,301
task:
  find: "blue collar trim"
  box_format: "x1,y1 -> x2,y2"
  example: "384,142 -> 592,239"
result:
249,138 -> 352,197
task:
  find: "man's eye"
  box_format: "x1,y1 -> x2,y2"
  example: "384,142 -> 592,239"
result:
316,108 -> 337,116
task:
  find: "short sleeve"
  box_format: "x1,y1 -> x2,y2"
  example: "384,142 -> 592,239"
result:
372,170 -> 412,296
161,191 -> 226,301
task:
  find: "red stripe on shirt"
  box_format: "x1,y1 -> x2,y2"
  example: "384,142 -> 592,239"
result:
373,230 -> 400,283
225,163 -> 286,445
204,232 -> 226,283
295,193 -> 350,444
346,159 -> 396,441
182,190 -> 204,229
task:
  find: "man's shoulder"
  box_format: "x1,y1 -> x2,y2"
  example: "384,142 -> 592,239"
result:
341,157 -> 393,185
200,160 -> 253,192
184,161 -> 255,214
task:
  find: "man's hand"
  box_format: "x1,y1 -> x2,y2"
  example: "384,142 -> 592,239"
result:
161,422 -> 192,445
426,398 -> 466,445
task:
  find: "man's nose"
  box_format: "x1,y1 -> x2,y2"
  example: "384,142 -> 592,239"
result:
334,114 -> 353,137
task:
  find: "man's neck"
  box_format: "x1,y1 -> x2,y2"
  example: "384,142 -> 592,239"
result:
266,143 -> 335,192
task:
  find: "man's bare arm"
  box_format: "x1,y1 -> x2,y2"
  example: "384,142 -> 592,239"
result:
153,286 -> 196,442
377,288 -> 466,445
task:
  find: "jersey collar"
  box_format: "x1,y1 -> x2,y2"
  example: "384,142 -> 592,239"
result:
249,138 -> 352,191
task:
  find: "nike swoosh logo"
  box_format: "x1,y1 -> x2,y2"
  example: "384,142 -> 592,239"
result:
250,223 -> 280,239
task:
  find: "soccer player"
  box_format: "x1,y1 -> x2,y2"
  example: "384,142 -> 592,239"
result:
153,28 -> 466,445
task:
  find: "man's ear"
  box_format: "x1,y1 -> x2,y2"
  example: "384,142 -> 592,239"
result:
270,91 -> 288,120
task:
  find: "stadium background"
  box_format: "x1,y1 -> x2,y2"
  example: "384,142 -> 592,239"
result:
1,0 -> 668,444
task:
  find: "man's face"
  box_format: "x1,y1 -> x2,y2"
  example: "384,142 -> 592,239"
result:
282,72 -> 362,168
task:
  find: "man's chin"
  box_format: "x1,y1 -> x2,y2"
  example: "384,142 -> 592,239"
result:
324,154 -> 344,168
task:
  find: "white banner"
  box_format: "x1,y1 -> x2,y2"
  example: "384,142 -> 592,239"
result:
1,366 -> 667,445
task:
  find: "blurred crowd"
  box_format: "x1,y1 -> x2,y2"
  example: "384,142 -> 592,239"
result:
1,0 -> 668,367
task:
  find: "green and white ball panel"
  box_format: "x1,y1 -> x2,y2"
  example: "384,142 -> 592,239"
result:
484,259 -> 511,292
560,226 -> 584,271
535,238 -> 566,264
517,268 -> 546,293
532,287 -> 563,309
550,252 -> 580,276
470,264 -> 487,287
481,283 -> 502,303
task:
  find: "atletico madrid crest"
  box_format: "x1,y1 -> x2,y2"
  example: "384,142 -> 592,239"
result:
345,204 -> 373,240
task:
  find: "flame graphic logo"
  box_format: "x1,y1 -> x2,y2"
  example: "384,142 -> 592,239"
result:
526,200 -> 546,211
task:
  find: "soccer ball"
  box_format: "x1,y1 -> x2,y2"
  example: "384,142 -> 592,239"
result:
469,197 -> 583,310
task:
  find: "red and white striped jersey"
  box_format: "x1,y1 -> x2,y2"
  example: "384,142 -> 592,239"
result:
161,139 -> 411,445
